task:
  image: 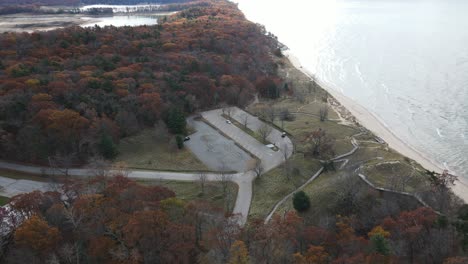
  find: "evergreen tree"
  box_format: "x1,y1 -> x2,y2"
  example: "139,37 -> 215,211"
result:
99,133 -> 118,159
293,191 -> 311,212
176,135 -> 184,149
370,234 -> 390,255
166,108 -> 187,135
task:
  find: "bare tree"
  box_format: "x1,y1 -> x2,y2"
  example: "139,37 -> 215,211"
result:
310,76 -> 318,94
225,185 -> 234,213
257,123 -> 273,144
198,172 -> 208,194
241,113 -> 249,129
48,153 -> 76,177
334,173 -> 363,215
265,106 -> 276,123
248,159 -> 264,178
428,170 -> 459,213
307,81 -> 314,94
225,106 -> 234,119
113,161 -> 130,177
279,108 -> 294,121
221,103 -> 228,115
87,158 -> 111,177
279,108 -> 294,129
217,163 -> 232,197
282,142 -> 290,161
309,128 -> 335,159
282,143 -> 292,181
294,88 -> 306,104
319,105 -> 329,122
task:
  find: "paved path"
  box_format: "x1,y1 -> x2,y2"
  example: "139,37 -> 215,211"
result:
0,108 -> 292,226
0,176 -> 52,197
264,131 -> 361,223
357,173 -> 441,215
0,161 -> 253,224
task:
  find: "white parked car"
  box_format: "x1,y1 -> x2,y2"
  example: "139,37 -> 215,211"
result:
226,120 -> 232,124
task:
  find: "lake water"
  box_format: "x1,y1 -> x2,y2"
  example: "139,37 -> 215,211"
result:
80,15 -> 157,28
79,4 -> 160,13
79,4 -> 159,28
234,0 -> 468,178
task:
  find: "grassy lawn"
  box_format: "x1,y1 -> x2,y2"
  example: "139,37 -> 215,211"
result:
0,168 -> 50,182
0,196 -> 9,206
273,114 -> 357,143
140,179 -> 238,213
273,171 -> 337,221
249,154 -> 322,219
362,161 -> 430,193
346,146 -> 403,166
115,128 -> 209,171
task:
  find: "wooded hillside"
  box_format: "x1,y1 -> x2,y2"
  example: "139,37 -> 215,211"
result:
2,175 -> 467,263
0,0 -> 282,164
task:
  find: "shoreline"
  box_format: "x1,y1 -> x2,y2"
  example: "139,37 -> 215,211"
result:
285,51 -> 468,203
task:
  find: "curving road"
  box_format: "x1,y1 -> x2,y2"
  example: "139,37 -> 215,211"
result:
0,108 -> 292,226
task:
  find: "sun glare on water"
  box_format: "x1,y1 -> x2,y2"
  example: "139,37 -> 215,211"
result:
234,0 -> 340,73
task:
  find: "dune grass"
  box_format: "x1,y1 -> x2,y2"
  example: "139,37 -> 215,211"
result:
249,154 -> 322,219
363,161 -> 430,193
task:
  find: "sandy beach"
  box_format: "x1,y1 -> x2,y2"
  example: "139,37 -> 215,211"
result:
285,51 -> 468,203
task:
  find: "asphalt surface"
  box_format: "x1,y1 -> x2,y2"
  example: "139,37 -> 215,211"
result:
202,108 -> 293,171
0,176 -> 53,197
185,117 -> 251,172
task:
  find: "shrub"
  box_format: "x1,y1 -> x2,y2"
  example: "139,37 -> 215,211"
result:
99,133 -> 118,160
176,135 -> 184,149
293,191 -> 310,212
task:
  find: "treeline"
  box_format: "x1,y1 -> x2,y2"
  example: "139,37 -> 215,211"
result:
0,1 -> 212,15
1,175 -> 468,263
0,0 -> 282,164
0,0 -> 192,7
0,5 -> 38,15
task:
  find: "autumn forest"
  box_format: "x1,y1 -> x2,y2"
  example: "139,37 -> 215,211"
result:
1,0 -> 468,263
0,0 -> 280,164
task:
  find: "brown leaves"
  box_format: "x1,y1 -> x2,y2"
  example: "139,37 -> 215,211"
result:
10,191 -> 45,218
14,215 -> 61,254
34,109 -> 90,139
293,246 -> 329,264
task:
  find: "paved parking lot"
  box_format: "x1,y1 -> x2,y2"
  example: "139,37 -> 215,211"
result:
185,117 -> 251,172
202,108 -> 293,171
